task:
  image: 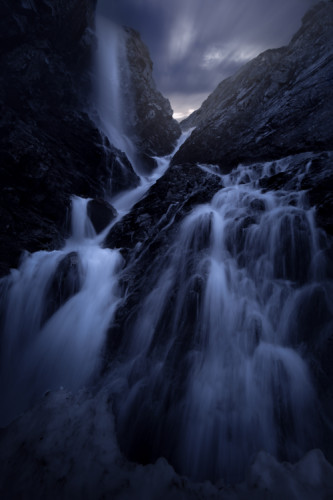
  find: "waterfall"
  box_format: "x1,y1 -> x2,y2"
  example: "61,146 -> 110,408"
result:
109,156 -> 333,482
0,147 -> 332,482
94,16 -> 139,175
109,128 -> 194,215
0,5 -> 331,480
0,128 -> 191,428
0,198 -> 123,427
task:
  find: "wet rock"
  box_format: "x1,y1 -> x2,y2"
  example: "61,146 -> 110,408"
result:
137,152 -> 158,174
259,171 -> 294,191
104,164 -> 222,257
43,252 -> 82,323
87,199 -> 117,234
250,199 -> 266,212
302,153 -> 333,236
258,151 -> 333,236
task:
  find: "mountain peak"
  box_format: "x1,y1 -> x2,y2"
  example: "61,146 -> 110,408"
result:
174,0 -> 333,170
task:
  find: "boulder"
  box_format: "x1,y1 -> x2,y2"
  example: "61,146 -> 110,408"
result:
42,252 -> 82,323
87,198 -> 117,234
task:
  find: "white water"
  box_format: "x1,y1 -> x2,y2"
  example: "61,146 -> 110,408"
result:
109,128 -> 194,216
0,12 -> 332,484
0,151 -> 332,484
0,124 -> 190,428
0,199 -> 122,426
110,156 -> 333,482
0,22 -> 188,428
95,16 -> 140,173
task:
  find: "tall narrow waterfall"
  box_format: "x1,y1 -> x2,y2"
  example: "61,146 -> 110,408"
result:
95,16 -> 139,173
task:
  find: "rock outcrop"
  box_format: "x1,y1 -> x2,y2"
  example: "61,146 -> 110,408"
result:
87,198 -> 117,234
124,27 -> 181,157
172,1 -> 333,170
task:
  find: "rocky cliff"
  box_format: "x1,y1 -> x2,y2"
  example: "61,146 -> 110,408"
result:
0,0 -> 180,276
124,27 -> 181,157
0,0 -> 139,276
173,1 -> 333,170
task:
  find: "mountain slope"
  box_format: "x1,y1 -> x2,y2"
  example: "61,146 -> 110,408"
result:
172,1 -> 333,170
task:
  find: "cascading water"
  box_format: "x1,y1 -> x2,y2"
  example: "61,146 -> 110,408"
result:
0,8 -> 191,430
95,15 -> 139,173
94,16 -> 190,194
109,129 -> 194,215
0,198 -> 123,427
0,125 -> 191,429
108,156 -> 333,483
0,148 -> 332,484
0,8 -> 332,485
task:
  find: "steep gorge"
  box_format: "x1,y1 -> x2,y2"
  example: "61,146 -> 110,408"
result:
0,0 -> 179,275
0,1 -> 333,498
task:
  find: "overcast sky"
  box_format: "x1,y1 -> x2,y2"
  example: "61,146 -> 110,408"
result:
97,0 -> 319,119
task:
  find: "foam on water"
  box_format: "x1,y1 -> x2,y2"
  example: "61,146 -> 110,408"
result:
111,156 -> 333,482
0,197 -> 123,426
0,128 -> 190,427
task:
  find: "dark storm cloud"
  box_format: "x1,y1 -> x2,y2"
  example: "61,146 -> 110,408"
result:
97,0 -> 319,117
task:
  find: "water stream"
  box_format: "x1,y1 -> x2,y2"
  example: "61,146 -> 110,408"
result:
94,15 -> 139,171
0,12 -> 332,485
108,157 -> 333,482
0,125 -> 190,428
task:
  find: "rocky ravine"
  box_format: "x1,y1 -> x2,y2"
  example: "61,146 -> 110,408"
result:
124,26 -> 181,157
1,1 -> 333,499
0,0 -> 180,276
174,1 -> 333,170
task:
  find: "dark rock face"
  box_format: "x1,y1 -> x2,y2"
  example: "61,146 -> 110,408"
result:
124,27 -> 181,157
173,1 -> 333,170
42,252 -> 82,324
87,198 -> 117,234
0,0 -> 140,276
105,163 -> 222,257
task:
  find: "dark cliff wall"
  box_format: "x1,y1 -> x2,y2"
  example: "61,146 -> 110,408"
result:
0,1 -> 182,276
173,1 -> 333,169
124,27 -> 181,157
0,1 -> 138,276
